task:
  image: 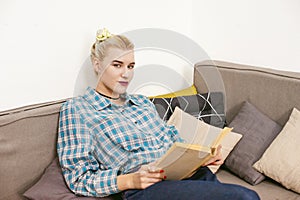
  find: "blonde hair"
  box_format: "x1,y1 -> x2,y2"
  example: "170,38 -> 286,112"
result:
90,29 -> 134,62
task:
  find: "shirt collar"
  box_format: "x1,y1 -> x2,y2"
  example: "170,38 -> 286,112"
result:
128,94 -> 145,106
83,87 -> 142,111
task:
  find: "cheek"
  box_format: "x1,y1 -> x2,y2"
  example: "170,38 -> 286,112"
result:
102,66 -> 117,78
99,69 -> 116,85
129,70 -> 134,80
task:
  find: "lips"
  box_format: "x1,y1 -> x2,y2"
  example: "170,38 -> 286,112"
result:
118,81 -> 129,87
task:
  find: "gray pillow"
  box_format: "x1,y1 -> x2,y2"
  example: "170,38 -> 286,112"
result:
23,158 -> 122,200
224,101 -> 282,185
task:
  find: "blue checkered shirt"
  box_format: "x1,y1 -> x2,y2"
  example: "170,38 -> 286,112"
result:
57,87 -> 180,197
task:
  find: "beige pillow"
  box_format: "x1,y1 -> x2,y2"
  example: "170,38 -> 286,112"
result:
167,107 -> 242,173
253,108 -> 300,194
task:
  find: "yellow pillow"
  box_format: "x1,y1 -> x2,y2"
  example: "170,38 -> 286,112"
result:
148,85 -> 197,98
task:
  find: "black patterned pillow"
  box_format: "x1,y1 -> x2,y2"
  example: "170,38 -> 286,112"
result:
150,92 -> 226,128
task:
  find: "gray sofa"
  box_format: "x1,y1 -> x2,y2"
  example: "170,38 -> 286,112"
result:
1,60 -> 300,200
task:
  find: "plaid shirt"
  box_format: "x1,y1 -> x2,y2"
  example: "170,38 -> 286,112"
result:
57,87 -> 180,197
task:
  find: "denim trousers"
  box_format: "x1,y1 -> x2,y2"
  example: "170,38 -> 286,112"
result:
123,167 -> 260,200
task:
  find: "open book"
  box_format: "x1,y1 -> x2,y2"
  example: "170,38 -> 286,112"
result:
154,107 -> 233,180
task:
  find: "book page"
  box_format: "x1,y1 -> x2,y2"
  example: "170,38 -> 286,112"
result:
168,107 -> 223,147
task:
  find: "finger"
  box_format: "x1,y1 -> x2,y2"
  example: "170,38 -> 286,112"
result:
215,145 -> 223,158
216,145 -> 222,155
146,177 -> 163,183
141,181 -> 161,189
210,159 -> 224,165
139,164 -> 163,173
138,175 -> 164,189
139,170 -> 165,181
211,155 -> 224,165
133,172 -> 164,189
203,152 -> 223,166
141,176 -> 163,186
147,165 -> 163,173
147,164 -> 165,173
142,171 -> 165,179
203,159 -> 213,166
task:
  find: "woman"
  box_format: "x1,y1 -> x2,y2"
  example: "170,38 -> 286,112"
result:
57,28 -> 260,200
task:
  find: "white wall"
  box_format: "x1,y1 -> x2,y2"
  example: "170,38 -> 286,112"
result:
190,0 -> 300,71
0,0 -> 299,111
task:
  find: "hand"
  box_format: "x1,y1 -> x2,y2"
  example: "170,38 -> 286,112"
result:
117,163 -> 166,191
202,145 -> 224,166
132,164 -> 166,189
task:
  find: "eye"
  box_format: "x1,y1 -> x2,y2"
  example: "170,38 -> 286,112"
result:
113,63 -> 122,68
128,65 -> 135,69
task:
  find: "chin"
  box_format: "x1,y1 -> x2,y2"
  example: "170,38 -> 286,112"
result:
114,87 -> 127,95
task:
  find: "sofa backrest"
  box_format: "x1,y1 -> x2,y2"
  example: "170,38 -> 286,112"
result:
0,100 -> 66,200
194,60 -> 300,126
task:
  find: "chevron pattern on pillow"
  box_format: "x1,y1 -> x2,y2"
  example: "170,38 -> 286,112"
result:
150,92 -> 226,128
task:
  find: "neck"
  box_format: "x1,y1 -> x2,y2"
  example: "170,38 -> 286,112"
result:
96,90 -> 120,100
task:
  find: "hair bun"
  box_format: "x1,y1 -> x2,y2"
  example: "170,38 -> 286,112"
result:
96,28 -> 113,42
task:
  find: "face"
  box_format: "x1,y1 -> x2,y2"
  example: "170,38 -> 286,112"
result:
94,47 -> 135,96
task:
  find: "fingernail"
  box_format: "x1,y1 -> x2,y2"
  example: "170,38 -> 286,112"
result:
160,170 -> 164,173
163,176 -> 167,179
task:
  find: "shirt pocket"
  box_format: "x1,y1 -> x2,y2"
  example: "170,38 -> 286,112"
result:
118,133 -> 164,152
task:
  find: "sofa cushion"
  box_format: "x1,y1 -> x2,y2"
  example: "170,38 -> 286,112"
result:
23,158 -> 122,200
253,108 -> 300,194
0,100 -> 65,199
224,101 -> 282,185
150,92 -> 226,128
217,169 -> 300,200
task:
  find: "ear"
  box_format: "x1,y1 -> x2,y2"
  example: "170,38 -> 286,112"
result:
92,58 -> 101,73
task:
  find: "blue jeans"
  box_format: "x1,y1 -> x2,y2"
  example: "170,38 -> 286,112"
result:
123,167 -> 260,200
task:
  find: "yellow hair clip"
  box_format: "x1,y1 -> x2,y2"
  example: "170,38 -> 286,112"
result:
96,28 -> 113,42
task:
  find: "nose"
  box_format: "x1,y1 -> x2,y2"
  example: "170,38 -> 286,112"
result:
121,67 -> 130,78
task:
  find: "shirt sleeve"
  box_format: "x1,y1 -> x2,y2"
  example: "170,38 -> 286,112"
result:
57,101 -> 120,197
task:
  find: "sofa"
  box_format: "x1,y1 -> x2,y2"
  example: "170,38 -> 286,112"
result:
1,60 -> 300,200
